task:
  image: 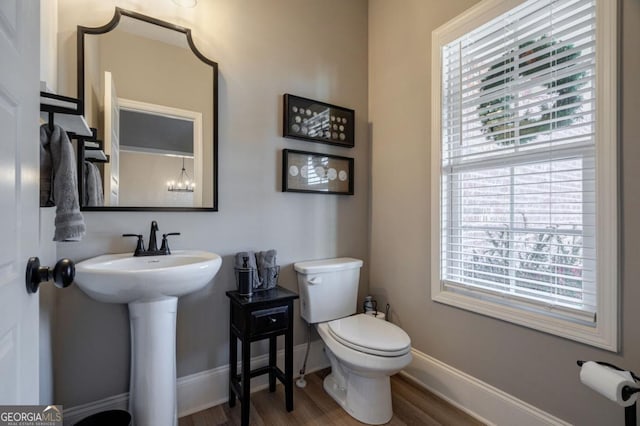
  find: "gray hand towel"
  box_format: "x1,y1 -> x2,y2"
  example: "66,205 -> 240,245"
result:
256,250 -> 277,268
40,124 -> 86,241
257,249 -> 278,289
84,161 -> 104,207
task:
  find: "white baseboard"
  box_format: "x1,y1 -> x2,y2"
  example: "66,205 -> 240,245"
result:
401,348 -> 570,426
63,340 -> 329,425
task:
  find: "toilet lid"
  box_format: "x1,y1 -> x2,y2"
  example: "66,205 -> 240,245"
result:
327,314 -> 411,357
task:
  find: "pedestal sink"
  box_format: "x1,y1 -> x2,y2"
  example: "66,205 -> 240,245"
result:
74,250 -> 222,426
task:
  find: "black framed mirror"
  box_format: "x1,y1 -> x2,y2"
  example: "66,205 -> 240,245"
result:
77,8 -> 218,211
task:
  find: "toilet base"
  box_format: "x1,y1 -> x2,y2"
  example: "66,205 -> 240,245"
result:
323,372 -> 393,425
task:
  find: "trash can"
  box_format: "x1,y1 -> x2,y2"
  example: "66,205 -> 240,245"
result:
74,410 -> 131,426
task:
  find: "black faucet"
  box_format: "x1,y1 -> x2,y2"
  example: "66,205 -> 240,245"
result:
122,221 -> 180,256
148,220 -> 159,252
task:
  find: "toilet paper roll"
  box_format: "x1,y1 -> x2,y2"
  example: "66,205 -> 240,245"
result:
579,361 -> 638,407
365,311 -> 386,321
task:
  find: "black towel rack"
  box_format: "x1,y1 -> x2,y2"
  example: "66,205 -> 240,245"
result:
75,127 -> 110,209
72,127 -> 111,208
78,128 -> 110,164
39,91 -> 93,137
40,92 -> 108,162
40,92 -> 109,208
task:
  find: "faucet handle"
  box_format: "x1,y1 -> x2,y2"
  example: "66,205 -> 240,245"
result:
160,233 -> 180,255
122,234 -> 144,255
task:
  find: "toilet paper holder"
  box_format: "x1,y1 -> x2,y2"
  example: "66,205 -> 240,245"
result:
578,360 -> 640,426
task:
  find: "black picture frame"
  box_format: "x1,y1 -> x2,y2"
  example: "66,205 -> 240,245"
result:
282,149 -> 354,195
283,94 -> 354,148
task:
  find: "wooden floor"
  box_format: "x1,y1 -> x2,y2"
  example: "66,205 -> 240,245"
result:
178,370 -> 484,426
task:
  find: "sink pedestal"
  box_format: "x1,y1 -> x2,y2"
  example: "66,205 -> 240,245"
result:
129,297 -> 178,426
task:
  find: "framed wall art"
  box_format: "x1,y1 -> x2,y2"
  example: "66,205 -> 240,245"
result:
283,94 -> 354,148
282,149 -> 354,195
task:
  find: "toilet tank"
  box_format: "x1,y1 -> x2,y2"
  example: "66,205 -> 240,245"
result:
294,257 -> 363,323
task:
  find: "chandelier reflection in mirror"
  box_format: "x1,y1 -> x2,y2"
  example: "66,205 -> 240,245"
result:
167,157 -> 195,192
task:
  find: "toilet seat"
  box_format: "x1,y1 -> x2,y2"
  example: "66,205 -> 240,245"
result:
327,314 -> 411,357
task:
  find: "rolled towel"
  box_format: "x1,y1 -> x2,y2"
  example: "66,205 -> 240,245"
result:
235,251 -> 257,269
257,249 -> 278,289
256,249 -> 277,268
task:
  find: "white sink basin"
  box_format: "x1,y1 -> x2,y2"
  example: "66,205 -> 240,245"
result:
74,250 -> 222,304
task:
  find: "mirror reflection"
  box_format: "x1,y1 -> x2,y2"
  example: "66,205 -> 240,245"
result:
78,8 -> 218,210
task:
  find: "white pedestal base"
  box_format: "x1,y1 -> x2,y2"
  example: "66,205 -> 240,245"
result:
128,297 -> 178,426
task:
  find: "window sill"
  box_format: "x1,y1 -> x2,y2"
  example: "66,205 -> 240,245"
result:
432,286 -> 617,351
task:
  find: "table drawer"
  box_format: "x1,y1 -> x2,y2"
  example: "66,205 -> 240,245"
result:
250,306 -> 288,336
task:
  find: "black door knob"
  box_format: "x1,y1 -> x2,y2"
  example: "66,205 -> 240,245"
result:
26,257 -> 75,294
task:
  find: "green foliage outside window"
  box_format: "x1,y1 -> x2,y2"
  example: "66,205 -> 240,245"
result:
478,37 -> 585,145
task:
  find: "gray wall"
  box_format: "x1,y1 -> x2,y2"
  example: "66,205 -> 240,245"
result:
55,0 -> 369,407
368,0 -> 639,424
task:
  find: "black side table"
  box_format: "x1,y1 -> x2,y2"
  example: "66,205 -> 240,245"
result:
226,286 -> 299,426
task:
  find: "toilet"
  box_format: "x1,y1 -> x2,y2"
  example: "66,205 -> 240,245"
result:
294,257 -> 412,425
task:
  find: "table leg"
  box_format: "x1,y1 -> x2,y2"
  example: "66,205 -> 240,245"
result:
269,336 -> 277,392
241,340 -> 251,426
229,324 -> 236,407
285,305 -> 294,412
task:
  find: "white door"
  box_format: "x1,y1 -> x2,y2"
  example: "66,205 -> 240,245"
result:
0,0 -> 41,403
104,71 -> 120,206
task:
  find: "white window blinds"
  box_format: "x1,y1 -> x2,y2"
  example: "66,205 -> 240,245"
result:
440,0 -> 597,321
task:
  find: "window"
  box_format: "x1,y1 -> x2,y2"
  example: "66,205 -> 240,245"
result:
431,0 -> 617,350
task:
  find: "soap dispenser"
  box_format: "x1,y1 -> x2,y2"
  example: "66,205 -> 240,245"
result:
363,295 -> 377,314
235,256 -> 255,297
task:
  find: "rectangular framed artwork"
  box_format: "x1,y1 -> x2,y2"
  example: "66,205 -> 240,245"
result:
283,94 -> 355,148
282,149 -> 354,195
